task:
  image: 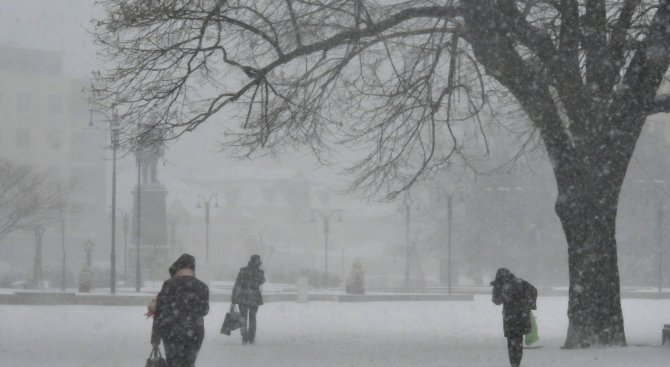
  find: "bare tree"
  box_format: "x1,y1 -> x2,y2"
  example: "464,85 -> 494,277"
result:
0,160 -> 72,243
93,0 -> 670,347
0,161 -> 73,289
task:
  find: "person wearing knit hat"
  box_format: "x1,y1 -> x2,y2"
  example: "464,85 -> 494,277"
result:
151,254 -> 209,366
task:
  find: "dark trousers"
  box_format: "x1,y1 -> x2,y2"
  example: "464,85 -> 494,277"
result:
164,337 -> 203,367
239,305 -> 259,343
506,335 -> 523,367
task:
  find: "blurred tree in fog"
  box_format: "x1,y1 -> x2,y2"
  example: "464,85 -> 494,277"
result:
0,160 -> 71,243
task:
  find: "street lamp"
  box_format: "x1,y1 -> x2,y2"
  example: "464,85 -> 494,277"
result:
657,196 -> 664,293
447,194 -> 454,294
135,144 -> 143,292
89,109 -> 121,295
196,194 -> 219,263
403,203 -> 411,288
311,209 -> 342,288
33,226 -> 45,289
111,206 -> 129,287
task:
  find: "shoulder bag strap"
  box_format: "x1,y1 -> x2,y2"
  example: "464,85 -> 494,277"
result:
150,345 -> 160,359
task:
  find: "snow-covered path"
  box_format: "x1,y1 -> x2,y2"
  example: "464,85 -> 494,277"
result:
0,295 -> 668,366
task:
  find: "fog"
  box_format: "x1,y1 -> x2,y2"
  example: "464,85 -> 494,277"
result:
1,1 -> 669,366
0,0 -> 670,304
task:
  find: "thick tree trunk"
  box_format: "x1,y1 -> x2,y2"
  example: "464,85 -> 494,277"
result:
459,0 -> 657,348
555,170 -> 627,348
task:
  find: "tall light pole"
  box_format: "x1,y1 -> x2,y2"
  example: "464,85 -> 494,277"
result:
89,109 -> 121,294
123,212 -> 129,286
33,226 -> 45,289
111,206 -> 128,287
404,203 -> 411,287
446,194 -> 453,294
197,194 -> 219,263
657,196 -> 664,292
59,208 -> 67,292
311,209 -> 342,288
135,145 -> 143,292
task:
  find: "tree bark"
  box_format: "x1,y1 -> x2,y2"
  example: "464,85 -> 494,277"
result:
555,173 -> 627,348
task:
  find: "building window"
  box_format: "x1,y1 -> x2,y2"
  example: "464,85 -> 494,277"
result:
47,130 -> 61,150
16,129 -> 30,148
48,94 -> 62,113
16,93 -> 31,113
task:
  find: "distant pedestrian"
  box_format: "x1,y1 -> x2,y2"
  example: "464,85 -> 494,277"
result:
490,268 -> 537,367
151,254 -> 209,367
232,254 -> 265,344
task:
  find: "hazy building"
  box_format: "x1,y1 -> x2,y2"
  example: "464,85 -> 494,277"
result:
0,46 -> 107,284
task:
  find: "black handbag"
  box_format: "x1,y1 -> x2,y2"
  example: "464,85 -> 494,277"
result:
145,345 -> 166,367
221,304 -> 244,335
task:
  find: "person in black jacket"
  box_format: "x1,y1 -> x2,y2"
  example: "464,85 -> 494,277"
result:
151,254 -> 209,367
491,268 -> 537,367
232,254 -> 265,344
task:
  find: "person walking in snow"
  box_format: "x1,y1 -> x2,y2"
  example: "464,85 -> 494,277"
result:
491,268 -> 537,367
232,254 -> 265,344
151,254 -> 209,367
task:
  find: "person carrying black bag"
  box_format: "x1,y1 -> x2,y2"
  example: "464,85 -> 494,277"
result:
491,268 -> 537,367
151,254 -> 209,367
232,254 -> 265,344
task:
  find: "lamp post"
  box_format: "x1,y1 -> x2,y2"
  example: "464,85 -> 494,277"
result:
135,145 -> 143,292
89,109 -> 121,295
33,226 -> 45,289
311,209 -> 342,288
196,194 -> 219,263
123,212 -> 128,286
657,196 -> 664,293
111,206 -> 129,287
59,207 -> 66,292
446,194 -> 453,294
404,203 -> 411,287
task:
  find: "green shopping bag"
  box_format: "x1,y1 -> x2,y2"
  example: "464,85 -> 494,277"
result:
524,311 -> 539,346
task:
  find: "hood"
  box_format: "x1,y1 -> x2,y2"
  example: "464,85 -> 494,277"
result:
248,254 -> 262,268
490,267 -> 515,286
169,253 -> 196,277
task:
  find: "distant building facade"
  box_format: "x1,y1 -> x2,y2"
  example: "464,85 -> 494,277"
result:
0,46 -> 107,283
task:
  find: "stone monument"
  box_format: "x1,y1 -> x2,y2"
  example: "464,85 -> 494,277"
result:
129,130 -> 169,285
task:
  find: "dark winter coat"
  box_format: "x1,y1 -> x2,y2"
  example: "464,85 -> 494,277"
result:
491,268 -> 537,337
152,254 -> 209,346
232,257 -> 265,307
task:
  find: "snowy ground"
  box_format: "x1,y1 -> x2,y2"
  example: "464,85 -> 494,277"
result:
0,295 -> 668,367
